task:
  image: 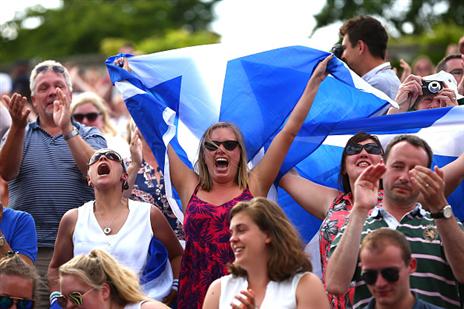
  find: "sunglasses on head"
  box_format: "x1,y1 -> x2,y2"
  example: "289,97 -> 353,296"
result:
361,267 -> 400,285
35,65 -> 65,75
56,288 -> 95,307
204,140 -> 240,151
88,149 -> 123,166
345,143 -> 383,156
73,112 -> 101,123
0,295 -> 34,309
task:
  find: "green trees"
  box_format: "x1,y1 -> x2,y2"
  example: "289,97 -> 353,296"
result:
0,0 -> 221,64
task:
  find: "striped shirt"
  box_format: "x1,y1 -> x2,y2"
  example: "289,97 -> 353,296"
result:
4,120 -> 106,247
331,204 -> 462,309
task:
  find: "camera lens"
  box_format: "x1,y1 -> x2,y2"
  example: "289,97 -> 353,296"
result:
427,81 -> 442,94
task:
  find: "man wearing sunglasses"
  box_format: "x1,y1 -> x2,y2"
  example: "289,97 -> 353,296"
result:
327,135 -> 464,308
0,60 -> 106,308
359,228 -> 440,309
0,253 -> 39,309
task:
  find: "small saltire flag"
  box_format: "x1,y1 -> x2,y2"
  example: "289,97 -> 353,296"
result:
106,42 -> 395,225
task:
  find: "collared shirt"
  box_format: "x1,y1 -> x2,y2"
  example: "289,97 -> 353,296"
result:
363,292 -> 443,309
3,120 -> 107,247
331,204 -> 462,309
362,62 -> 400,100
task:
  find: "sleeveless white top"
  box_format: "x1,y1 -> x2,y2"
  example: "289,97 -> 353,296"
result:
219,273 -> 307,309
124,301 -> 145,309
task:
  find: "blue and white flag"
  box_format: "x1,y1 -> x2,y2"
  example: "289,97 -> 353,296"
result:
106,42 -> 395,225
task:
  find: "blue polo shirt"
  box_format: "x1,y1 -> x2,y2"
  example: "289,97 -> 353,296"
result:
1,207 -> 37,261
4,120 -> 107,247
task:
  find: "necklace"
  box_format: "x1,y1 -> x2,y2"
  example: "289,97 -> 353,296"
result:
94,201 -> 125,235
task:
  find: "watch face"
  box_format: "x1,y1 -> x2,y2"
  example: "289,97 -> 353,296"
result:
0,237 -> 5,247
443,206 -> 453,218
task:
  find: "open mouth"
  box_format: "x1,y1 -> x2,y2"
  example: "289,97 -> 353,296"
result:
97,163 -> 111,175
215,157 -> 229,169
356,160 -> 371,167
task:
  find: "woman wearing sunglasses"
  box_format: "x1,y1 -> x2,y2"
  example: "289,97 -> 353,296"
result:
279,132 -> 385,308
71,92 -> 130,158
203,198 -> 329,309
48,148 -> 183,306
0,253 -> 39,309
162,55 -> 334,308
58,249 -> 168,309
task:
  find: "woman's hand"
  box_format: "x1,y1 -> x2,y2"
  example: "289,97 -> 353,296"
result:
231,289 -> 256,309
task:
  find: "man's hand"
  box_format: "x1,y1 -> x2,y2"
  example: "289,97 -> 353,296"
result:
394,74 -> 423,111
2,93 -> 30,129
434,86 -> 458,107
53,88 -> 73,133
410,165 -> 448,212
353,163 -> 386,212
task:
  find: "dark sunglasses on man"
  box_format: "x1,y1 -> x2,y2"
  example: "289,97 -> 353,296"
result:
361,267 -> 400,285
72,112 -> 101,123
0,295 -> 34,309
204,140 -> 240,152
345,143 -> 383,156
88,149 -> 123,166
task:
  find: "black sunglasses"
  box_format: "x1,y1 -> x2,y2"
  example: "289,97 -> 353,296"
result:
204,140 -> 240,151
35,65 -> 65,75
345,143 -> 383,156
0,295 -> 34,309
88,149 -> 123,166
361,267 -> 400,285
73,112 -> 101,122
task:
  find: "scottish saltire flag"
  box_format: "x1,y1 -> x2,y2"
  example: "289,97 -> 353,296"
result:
106,43 -> 395,225
280,106 -> 464,249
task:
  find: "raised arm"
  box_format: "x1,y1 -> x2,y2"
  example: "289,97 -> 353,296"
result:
279,169 -> 339,219
0,94 -> 30,180
442,152 -> 464,197
411,165 -> 464,282
54,88 -> 99,175
249,55 -> 333,196
296,273 -> 330,309
326,163 -> 385,294
167,144 -> 198,210
48,209 -> 77,292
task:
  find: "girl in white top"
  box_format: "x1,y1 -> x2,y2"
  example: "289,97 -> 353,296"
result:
49,149 -> 183,306
203,197 -> 329,309
58,249 -> 168,309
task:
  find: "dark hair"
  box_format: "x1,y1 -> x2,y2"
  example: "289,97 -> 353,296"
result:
436,53 -> 462,73
339,132 -> 384,193
360,228 -> 411,265
384,135 -> 433,167
339,16 -> 388,59
228,197 -> 312,281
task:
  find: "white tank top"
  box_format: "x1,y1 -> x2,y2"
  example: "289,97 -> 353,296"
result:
73,199 -> 153,276
219,273 -> 306,309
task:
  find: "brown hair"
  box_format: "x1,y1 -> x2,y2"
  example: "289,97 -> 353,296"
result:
196,122 -> 249,191
384,135 -> 432,168
228,197 -> 312,281
360,228 -> 411,265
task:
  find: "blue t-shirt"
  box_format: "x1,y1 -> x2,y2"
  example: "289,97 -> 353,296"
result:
1,207 -> 37,262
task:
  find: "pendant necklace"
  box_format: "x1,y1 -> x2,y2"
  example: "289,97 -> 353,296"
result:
94,201 -> 120,235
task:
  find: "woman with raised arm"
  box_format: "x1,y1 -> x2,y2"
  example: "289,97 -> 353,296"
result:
164,55 -> 333,308
203,197 -> 329,309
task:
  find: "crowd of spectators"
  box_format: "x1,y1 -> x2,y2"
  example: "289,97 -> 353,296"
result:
0,15 -> 464,309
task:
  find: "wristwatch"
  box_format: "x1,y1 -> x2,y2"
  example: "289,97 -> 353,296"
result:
0,235 -> 5,248
63,126 -> 79,141
430,205 -> 453,219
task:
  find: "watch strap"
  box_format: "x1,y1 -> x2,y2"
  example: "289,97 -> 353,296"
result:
63,126 -> 79,141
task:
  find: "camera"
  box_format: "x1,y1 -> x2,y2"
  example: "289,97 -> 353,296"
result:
422,80 -> 443,96
330,43 -> 344,59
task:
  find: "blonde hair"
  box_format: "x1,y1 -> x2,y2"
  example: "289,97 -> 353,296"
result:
228,197 -> 312,281
71,92 -> 117,136
196,122 -> 249,191
59,249 -> 149,306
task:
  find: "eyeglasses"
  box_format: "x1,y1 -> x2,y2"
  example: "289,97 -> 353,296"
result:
345,143 -> 383,156
0,295 -> 34,309
88,149 -> 123,166
73,112 -> 101,122
35,65 -> 65,75
204,140 -> 240,151
361,267 -> 400,285
56,288 -> 95,307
